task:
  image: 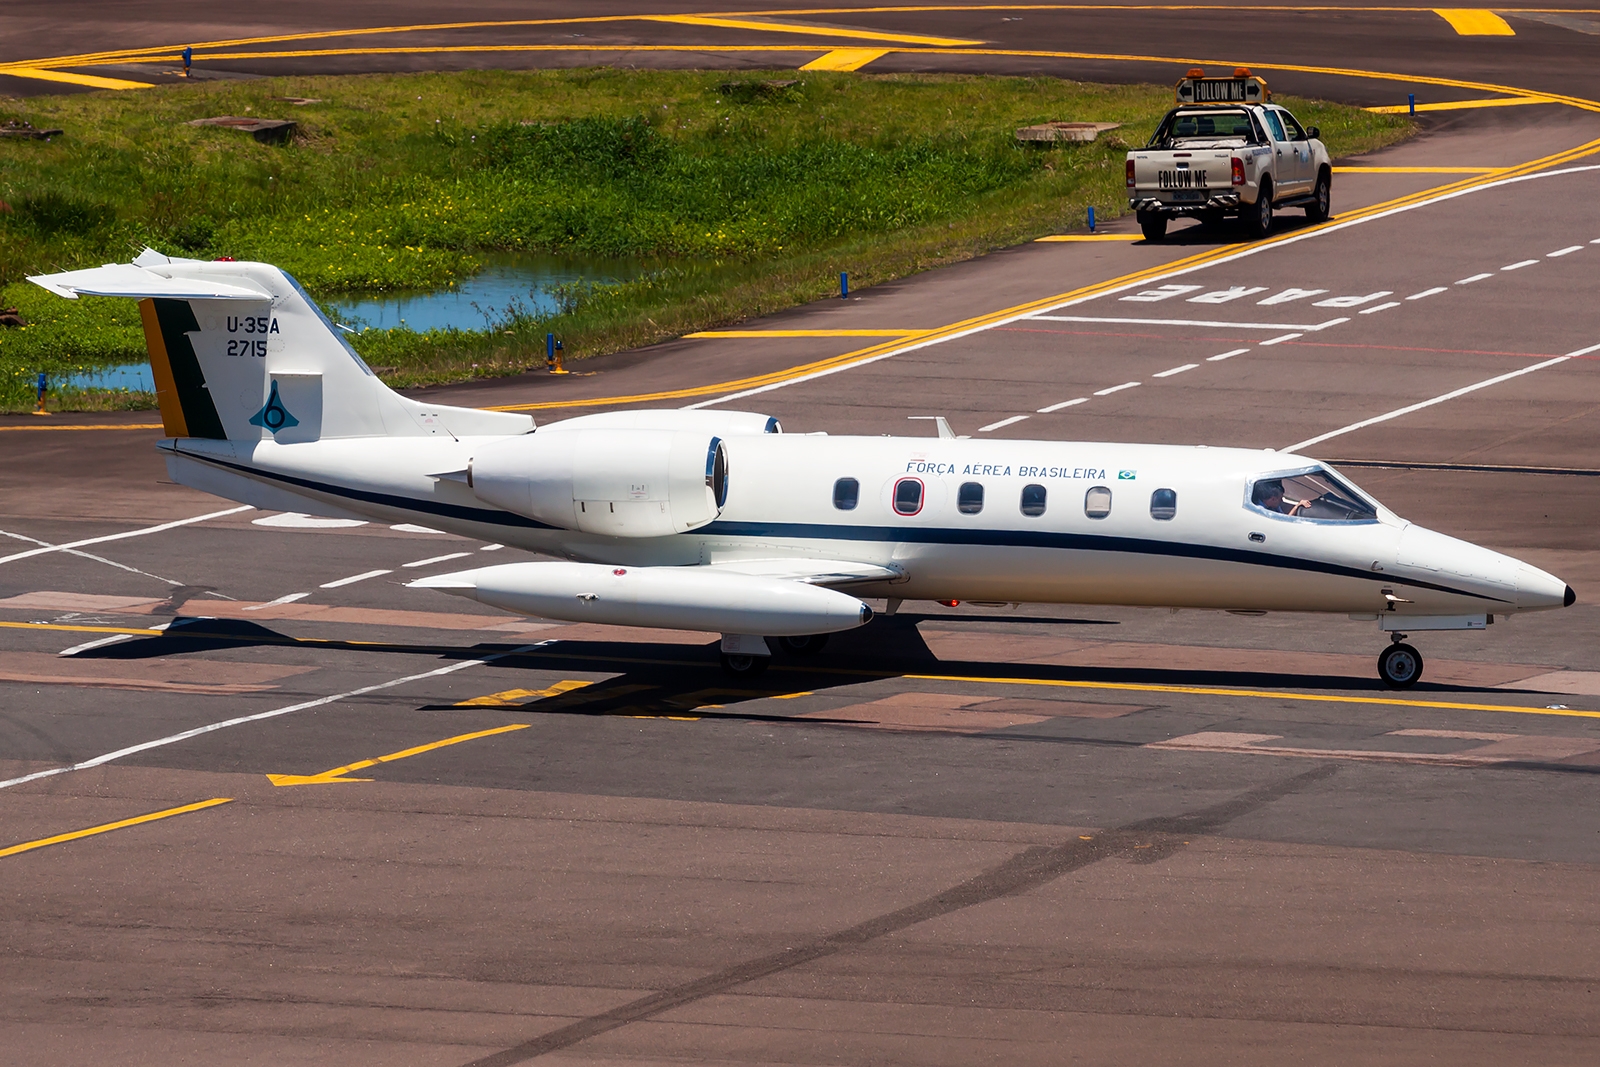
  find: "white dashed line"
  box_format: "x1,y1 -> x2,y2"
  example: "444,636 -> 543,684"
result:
58,633 -> 140,658
1284,340 -> 1600,453
1359,301 -> 1403,315
403,552 -> 473,568
978,415 -> 1030,432
1407,287 -> 1448,300
245,592 -> 311,611
1037,398 -> 1088,413
480,543 -> 505,551
1502,259 -> 1539,271
1258,332 -> 1303,346
0,642 -> 552,791
1028,315 -> 1344,331
320,568 -> 392,589
0,505 -> 253,567
1153,363 -> 1198,378
1093,382 -> 1140,396
1457,272 -> 1495,284
1548,245 -> 1584,257
1206,348 -> 1251,362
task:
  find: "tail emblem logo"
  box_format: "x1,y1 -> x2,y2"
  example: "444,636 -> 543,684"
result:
249,381 -> 300,434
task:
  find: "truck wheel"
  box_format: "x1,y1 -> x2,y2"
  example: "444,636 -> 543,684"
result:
1244,180 -> 1273,239
1306,168 -> 1332,222
1139,213 -> 1167,242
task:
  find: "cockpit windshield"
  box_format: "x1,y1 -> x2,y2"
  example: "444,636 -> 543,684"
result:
1147,109 -> 1262,149
1249,468 -> 1378,522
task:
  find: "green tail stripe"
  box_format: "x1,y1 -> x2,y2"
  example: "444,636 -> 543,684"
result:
151,299 -> 225,440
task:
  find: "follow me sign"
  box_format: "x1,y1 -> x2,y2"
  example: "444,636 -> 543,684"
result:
904,461 -> 1135,480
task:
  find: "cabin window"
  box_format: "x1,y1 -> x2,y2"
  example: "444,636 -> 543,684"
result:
1150,488 -> 1177,520
1249,468 -> 1377,522
958,482 -> 984,515
1020,483 -> 1047,517
1084,486 -> 1112,519
832,477 -> 859,511
893,477 -> 924,516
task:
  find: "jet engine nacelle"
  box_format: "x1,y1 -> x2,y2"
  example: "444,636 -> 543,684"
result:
469,428 -> 727,538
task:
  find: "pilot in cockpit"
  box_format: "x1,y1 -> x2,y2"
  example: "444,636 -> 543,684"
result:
1253,479 -> 1312,516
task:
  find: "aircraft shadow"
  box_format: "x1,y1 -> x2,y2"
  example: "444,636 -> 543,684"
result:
68,616 -> 1549,721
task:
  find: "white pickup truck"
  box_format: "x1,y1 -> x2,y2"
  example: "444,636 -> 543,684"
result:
1125,74 -> 1332,242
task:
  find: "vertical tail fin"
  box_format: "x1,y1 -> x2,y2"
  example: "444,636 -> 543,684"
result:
30,249 -> 531,441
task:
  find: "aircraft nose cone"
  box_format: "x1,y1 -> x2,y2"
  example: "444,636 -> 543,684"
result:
1514,563 -> 1571,611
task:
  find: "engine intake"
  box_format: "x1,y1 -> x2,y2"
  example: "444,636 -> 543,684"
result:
470,428 -> 727,537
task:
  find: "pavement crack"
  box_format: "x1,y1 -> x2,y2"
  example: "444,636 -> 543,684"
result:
459,764 -> 1336,1067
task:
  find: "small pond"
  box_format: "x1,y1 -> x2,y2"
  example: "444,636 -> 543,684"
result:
324,251 -> 650,333
58,252 -> 648,392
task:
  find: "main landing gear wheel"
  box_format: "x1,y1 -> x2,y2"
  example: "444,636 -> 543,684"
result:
1139,212 -> 1167,242
1378,641 -> 1424,689
719,652 -> 769,677
777,634 -> 829,655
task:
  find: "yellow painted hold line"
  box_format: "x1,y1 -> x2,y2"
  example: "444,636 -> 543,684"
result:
801,47 -> 892,71
1434,8 -> 1516,34
647,14 -> 980,47
1367,96 -> 1546,113
0,797 -> 231,860
1036,234 -> 1143,241
908,673 -> 1600,721
0,423 -> 165,432
685,329 -> 929,338
267,723 -> 531,786
0,65 -> 151,90
1333,166 -> 1502,173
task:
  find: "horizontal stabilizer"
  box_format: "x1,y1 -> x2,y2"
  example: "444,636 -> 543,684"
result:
28,263 -> 269,301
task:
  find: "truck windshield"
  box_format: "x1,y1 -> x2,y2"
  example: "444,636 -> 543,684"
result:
1148,109 -> 1261,148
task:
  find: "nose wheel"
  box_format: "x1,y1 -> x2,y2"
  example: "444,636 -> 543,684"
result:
1377,635 -> 1423,689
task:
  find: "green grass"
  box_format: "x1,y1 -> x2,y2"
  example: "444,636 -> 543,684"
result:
0,68 -> 1411,411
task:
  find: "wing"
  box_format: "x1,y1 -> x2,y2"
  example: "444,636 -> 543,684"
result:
701,557 -> 902,587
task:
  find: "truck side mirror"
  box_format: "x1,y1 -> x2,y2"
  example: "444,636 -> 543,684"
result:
1306,126 -> 1320,140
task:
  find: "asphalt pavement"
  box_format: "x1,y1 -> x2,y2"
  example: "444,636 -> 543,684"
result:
4,5 -> 1600,1065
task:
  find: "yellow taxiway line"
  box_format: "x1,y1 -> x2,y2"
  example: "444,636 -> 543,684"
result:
0,797 -> 232,860
686,329 -> 930,338
267,722 -> 531,785
1367,96 -> 1549,113
643,14 -> 981,46
1333,166 -> 1502,173
911,673 -> 1600,721
0,423 -> 164,433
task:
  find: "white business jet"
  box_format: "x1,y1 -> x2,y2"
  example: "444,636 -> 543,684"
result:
31,252 -> 1575,687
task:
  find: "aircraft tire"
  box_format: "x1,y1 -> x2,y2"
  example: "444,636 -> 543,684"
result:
720,652 -> 770,677
778,634 -> 829,655
1378,643 -> 1423,689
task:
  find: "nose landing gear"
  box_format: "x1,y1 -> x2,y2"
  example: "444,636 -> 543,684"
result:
1377,633 -> 1424,689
